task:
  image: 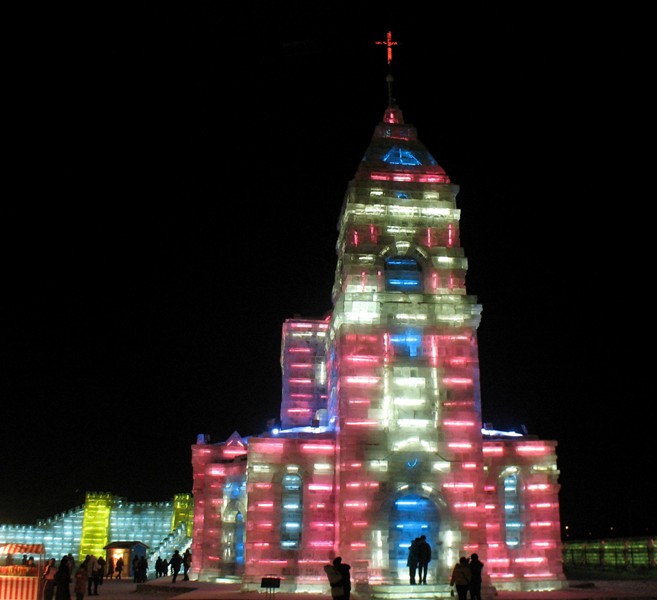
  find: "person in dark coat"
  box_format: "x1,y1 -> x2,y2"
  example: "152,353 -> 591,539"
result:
105,557 -> 114,580
332,556 -> 351,600
137,556 -> 148,583
114,557 -> 124,579
417,535 -> 431,584
55,555 -> 72,600
169,550 -> 183,583
182,550 -> 192,581
450,556 -> 471,600
469,553 -> 484,600
407,538 -> 420,584
83,555 -> 97,595
132,555 -> 140,583
94,555 -> 106,591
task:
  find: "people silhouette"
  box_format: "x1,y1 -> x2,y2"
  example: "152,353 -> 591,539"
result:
450,556 -> 471,600
469,553 -> 484,600
114,557 -> 124,579
169,550 -> 183,583
418,535 -> 431,584
407,538 -> 420,584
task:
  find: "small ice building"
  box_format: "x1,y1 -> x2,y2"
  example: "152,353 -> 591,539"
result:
190,94 -> 565,595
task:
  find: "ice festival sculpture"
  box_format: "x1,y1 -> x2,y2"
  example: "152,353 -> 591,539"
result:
190,69 -> 565,596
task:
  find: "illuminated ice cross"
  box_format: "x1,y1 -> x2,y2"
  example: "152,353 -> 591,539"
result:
375,30 -> 398,64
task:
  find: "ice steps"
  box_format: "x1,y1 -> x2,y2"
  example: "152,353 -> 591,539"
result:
370,583 -> 452,600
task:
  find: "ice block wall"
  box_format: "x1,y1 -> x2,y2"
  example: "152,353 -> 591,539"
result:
280,318 -> 329,430
483,439 -> 564,590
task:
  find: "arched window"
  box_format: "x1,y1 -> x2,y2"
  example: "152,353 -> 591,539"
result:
281,473 -> 303,549
503,472 -> 522,547
385,257 -> 423,292
389,328 -> 423,358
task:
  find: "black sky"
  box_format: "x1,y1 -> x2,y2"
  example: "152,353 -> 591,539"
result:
2,4 -> 651,540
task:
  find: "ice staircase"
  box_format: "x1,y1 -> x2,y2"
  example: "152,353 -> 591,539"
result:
369,583 -> 453,600
147,523 -> 191,567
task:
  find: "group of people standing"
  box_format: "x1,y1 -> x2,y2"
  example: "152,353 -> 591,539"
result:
41,548 -> 192,599
131,555 -> 149,583
450,553 -> 484,600
42,553 -> 108,600
323,544 -> 482,600
406,534 -> 432,584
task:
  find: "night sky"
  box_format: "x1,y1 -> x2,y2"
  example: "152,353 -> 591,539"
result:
2,4 -> 652,541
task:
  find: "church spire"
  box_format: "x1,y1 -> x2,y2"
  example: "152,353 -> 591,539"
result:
375,30 -> 398,107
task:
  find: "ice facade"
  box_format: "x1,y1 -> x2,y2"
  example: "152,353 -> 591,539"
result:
190,105 -> 566,594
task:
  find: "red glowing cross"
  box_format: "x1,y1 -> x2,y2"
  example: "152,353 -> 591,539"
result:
375,31 -> 397,65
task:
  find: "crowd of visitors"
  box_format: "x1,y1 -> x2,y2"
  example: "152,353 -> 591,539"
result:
38,549 -> 192,598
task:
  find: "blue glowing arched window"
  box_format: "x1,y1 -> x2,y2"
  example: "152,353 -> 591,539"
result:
281,473 -> 302,549
234,511 -> 245,567
503,473 -> 522,547
385,257 -> 422,292
390,328 -> 423,358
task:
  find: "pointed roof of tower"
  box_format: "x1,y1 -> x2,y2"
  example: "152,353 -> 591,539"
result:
359,32 -> 450,184
355,106 -> 450,184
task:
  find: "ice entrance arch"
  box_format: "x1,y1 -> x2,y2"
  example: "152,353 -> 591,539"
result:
389,493 -> 440,583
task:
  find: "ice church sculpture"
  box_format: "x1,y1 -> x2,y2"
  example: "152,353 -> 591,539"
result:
190,66 -> 565,596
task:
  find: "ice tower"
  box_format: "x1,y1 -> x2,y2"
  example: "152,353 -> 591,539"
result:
191,40 -> 565,596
